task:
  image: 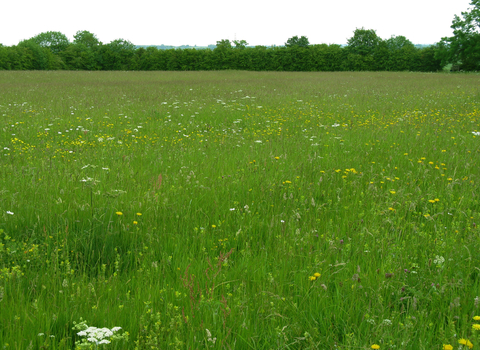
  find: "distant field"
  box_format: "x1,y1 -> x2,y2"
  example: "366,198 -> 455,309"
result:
1,70 -> 480,349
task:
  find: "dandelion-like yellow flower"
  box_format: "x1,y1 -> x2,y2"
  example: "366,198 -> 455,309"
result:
136,212 -> 142,216
390,190 -> 396,194
466,340 -> 473,349
116,212 -> 123,216
371,344 -> 380,349
212,225 -> 216,228
474,316 -> 480,321
133,221 -> 138,225
443,345 -> 453,350
458,338 -> 468,346
274,156 -> 280,160
314,273 -> 321,277
309,276 -> 316,281
428,200 -> 436,203
472,323 -> 480,331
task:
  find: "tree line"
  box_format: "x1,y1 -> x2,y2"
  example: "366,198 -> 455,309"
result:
0,1 -> 478,72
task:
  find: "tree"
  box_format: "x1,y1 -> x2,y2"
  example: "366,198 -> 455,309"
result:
385,35 -> 414,51
436,0 -> 480,70
215,39 -> 232,50
285,36 -> 310,48
73,30 -> 102,48
102,39 -> 136,70
233,39 -> 248,49
29,31 -> 70,54
346,28 -> 381,56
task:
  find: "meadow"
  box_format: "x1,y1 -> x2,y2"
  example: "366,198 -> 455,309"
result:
0,70 -> 480,350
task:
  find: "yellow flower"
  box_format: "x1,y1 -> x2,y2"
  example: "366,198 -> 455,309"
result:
136,212 -> 142,216
309,276 -> 316,281
474,316 -> 480,321
390,190 -> 396,194
371,344 -> 380,349
466,340 -> 473,349
473,323 -> 480,331
313,273 -> 321,277
459,339 -> 467,345
133,221 -> 138,225
116,211 -> 123,216
428,200 -> 436,203
285,180 -> 292,184
212,225 -> 216,228
274,156 -> 280,160
443,345 -> 453,350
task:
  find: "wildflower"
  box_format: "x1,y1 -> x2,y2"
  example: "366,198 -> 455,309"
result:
443,345 -> 453,350
473,323 -> 480,331
133,221 -> 138,225
428,200 -> 436,203
390,190 -> 396,194
212,225 -> 216,228
309,276 -> 316,281
116,212 -> 123,216
371,344 -> 380,349
6,211 -> 14,215
314,272 -> 321,277
274,156 -> 280,160
136,212 -> 142,216
474,316 -> 480,321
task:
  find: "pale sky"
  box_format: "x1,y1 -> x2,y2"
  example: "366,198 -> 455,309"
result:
0,0 -> 473,47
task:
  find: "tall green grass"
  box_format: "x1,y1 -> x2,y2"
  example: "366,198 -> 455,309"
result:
1,71 -> 480,349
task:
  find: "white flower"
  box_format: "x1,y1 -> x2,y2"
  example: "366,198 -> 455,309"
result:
98,137 -> 104,142
332,123 -> 340,127
77,331 -> 87,336
87,337 -> 98,343
6,211 -> 14,215
472,131 -> 480,136
99,339 -> 111,344
111,326 -> 122,332
230,208 -> 235,211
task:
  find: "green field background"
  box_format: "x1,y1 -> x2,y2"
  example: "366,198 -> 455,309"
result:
0,71 -> 480,349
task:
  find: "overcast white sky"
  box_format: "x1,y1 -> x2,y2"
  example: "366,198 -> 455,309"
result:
0,0 -> 473,47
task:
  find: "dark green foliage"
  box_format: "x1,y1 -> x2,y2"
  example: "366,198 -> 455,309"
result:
436,0 -> 480,70
1,31 -> 444,72
29,31 -> 70,54
285,35 -> 310,48
346,28 -> 381,56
